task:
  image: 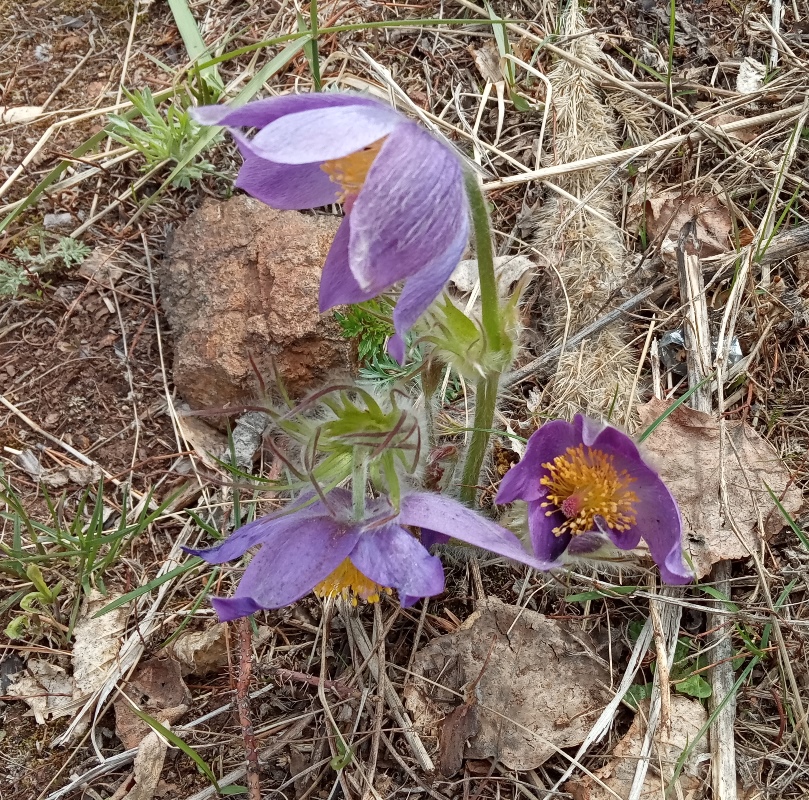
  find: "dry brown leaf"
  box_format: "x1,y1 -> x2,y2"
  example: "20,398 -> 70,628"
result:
6,659 -> 75,724
628,186 -> 733,261
736,57 -> 766,94
706,113 -> 759,144
565,696 -> 709,800
404,597 -> 611,771
176,411 -> 227,470
123,727 -> 168,800
114,657 -> 190,749
72,591 -> 128,696
449,254 -> 535,296
50,591 -> 130,731
470,41 -> 504,84
169,623 -> 229,676
78,246 -> 124,285
638,399 -> 803,578
438,700 -> 481,778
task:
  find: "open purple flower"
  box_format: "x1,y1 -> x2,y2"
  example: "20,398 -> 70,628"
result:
194,93 -> 469,363
496,415 -> 692,585
187,488 -> 554,621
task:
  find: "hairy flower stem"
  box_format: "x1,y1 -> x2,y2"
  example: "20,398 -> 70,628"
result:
464,170 -> 503,352
459,172 -> 507,505
460,371 -> 500,504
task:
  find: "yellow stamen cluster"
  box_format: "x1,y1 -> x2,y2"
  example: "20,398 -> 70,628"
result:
540,444 -> 638,537
313,558 -> 391,606
320,138 -> 386,201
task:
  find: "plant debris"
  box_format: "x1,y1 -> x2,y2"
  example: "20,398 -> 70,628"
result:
405,597 -> 612,771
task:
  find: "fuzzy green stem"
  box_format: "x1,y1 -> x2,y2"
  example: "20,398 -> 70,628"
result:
457,170 -> 507,506
464,169 -> 503,353
459,371 -> 500,505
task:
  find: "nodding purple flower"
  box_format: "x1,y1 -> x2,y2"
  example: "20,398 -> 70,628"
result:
496,415 -> 692,585
186,489 -> 554,621
194,93 -> 469,363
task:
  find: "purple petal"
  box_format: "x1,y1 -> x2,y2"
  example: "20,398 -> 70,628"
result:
348,124 -> 468,293
420,529 -> 451,550
592,426 -> 691,584
193,93 -> 384,130
234,154 -> 340,210
388,221 -> 469,364
318,217 -> 380,310
350,524 -> 445,600
527,500 -> 571,562
400,594 -> 422,608
227,516 -> 360,611
495,419 -> 580,504
577,414 -> 606,446
399,492 -> 555,569
210,596 -> 262,622
184,507 -> 318,564
251,105 -> 402,164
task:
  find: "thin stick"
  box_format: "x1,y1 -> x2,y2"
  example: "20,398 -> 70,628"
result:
345,611 -> 435,772
676,221 -> 713,413
676,218 -> 738,799
237,618 -> 262,800
756,102 -> 809,287
707,562 -> 737,800
481,105 -> 805,191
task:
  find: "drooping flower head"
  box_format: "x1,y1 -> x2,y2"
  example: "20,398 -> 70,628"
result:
187,488 -> 555,621
194,93 -> 469,363
496,415 -> 692,585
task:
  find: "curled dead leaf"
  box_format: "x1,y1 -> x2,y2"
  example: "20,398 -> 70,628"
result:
449,254 -> 535,296
628,186 -> 733,261
123,727 -> 168,800
638,399 -> 803,578
470,41 -> 505,84
707,113 -> 759,144
404,597 -> 611,772
114,657 -> 190,749
169,623 -> 229,676
6,659 -> 74,724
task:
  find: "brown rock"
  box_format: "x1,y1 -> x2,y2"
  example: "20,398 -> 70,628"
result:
160,197 -> 352,412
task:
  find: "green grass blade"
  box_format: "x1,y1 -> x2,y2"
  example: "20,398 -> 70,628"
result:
129,705 -> 225,791
94,558 -> 203,617
167,0 -> 224,94
764,481 -> 809,550
127,35 -> 310,225
637,375 -> 713,443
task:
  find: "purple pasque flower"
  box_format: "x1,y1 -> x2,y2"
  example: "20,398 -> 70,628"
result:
195,93 -> 469,363
496,415 -> 692,585
186,488 -> 553,621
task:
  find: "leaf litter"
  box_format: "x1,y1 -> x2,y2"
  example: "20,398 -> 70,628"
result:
404,597 -> 612,772
638,399 -> 804,578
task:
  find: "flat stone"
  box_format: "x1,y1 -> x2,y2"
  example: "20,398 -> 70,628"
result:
160,196 -> 352,413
